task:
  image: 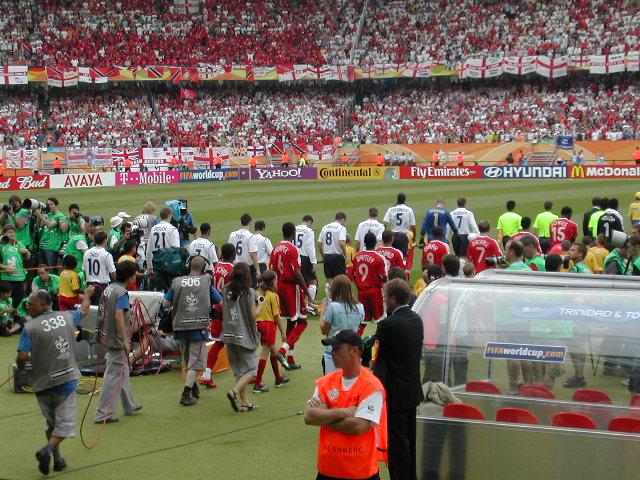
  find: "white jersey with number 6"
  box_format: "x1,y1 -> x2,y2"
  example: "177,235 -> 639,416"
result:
383,205 -> 416,233
146,221 -> 180,270
228,228 -> 253,264
319,222 -> 347,255
83,246 -> 116,284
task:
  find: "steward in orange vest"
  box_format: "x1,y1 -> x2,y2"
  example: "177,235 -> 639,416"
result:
282,152 -> 290,167
376,154 -> 384,166
305,330 -> 388,480
634,147 -> 640,165
455,152 -> 464,166
341,154 -> 349,166
249,156 -> 257,168
53,156 -> 62,174
432,151 -> 441,166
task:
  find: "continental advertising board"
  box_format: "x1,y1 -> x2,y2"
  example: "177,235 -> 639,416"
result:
317,167 -> 399,180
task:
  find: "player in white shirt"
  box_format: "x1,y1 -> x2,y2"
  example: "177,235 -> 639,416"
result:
295,215 -> 318,309
450,197 -> 480,258
83,230 -> 116,304
318,212 -> 348,299
228,213 -> 254,265
383,192 -> 416,258
187,222 -> 219,272
248,220 -> 273,285
355,207 -> 385,251
145,207 -> 180,273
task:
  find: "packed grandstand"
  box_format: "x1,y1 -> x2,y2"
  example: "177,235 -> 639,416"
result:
0,0 -> 639,152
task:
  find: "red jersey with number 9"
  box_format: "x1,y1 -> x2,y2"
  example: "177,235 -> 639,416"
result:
270,241 -> 301,283
467,235 -> 502,273
349,250 -> 387,289
550,218 -> 578,247
422,240 -> 450,267
213,262 -> 234,292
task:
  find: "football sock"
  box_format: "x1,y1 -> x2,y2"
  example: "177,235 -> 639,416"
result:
201,367 -> 212,381
206,342 -> 224,371
286,320 -> 308,348
255,359 -> 267,386
270,355 -> 282,381
278,342 -> 291,357
287,348 -> 295,364
308,284 -> 317,300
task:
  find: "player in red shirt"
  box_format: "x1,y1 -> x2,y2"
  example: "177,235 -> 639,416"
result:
467,220 -> 503,273
348,232 -> 387,335
510,217 -> 542,255
376,230 -> 405,270
200,243 -> 235,388
550,206 -> 579,248
271,222 -> 313,370
421,226 -> 450,269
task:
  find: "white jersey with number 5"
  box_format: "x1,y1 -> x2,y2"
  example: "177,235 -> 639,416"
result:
295,224 -> 317,264
83,246 -> 116,283
146,221 -> 180,270
319,222 -> 347,255
228,228 -> 253,264
383,205 -> 415,233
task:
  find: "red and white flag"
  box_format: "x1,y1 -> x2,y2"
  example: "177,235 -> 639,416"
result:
503,56 -> 536,75
569,54 -> 590,70
112,148 -> 141,163
0,66 -> 28,85
46,67 -> 79,87
179,87 -> 197,100
86,148 -> 112,167
67,148 -> 88,167
402,62 -> 432,78
78,67 -> 111,84
590,53 -> 625,74
627,51 -> 640,72
536,56 -> 568,78
462,57 -> 503,79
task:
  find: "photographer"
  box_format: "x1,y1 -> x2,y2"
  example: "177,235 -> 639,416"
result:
0,195 -> 33,252
135,202 -> 158,262
504,240 -> 532,271
169,200 -> 196,248
0,224 -> 31,308
67,204 -> 86,236
35,198 -> 68,272
65,227 -> 96,273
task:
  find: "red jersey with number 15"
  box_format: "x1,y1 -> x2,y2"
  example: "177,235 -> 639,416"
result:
270,241 -> 301,284
349,250 -> 387,289
213,262 -> 234,292
376,246 -> 405,270
550,218 -> 578,247
467,236 -> 502,273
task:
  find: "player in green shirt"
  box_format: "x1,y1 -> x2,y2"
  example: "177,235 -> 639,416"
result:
505,240 -> 532,271
568,243 -> 591,274
521,236 -> 546,271
533,200 -> 558,252
497,200 -> 522,248
34,198 -> 68,272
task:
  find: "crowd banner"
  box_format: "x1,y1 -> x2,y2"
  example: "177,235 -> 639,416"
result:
67,148 -> 90,167
116,171 -> 180,186
590,53 -> 626,74
399,165 -> 483,179
503,56 -> 537,75
318,166 -> 399,180
482,165 -> 567,179
461,57 -> 503,79
570,164 -> 640,179
250,167 -> 317,180
180,168 -> 250,182
4,149 -> 39,169
0,66 -> 28,85
50,172 -> 116,189
0,174 -> 49,192
556,135 -> 575,149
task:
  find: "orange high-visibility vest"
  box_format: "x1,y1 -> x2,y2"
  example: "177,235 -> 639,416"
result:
214,155 -> 222,166
634,150 -> 640,161
342,154 -> 349,165
124,158 -> 132,168
53,158 -> 62,169
249,156 -> 257,168
456,153 -> 464,165
376,154 -> 384,166
316,368 -> 388,479
282,153 -> 290,165
432,152 -> 441,164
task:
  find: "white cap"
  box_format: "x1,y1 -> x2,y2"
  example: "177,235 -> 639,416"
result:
117,211 -> 131,219
110,216 -> 124,228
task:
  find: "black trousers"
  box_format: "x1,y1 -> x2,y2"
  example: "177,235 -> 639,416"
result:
388,408 -> 417,480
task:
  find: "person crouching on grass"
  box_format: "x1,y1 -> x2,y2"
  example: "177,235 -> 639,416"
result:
252,270 -> 290,393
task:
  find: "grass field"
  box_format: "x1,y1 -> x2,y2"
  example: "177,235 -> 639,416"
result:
1,178 -> 639,480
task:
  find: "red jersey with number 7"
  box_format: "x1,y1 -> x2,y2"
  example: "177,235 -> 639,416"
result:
270,241 -> 301,284
467,235 -> 502,273
550,218 -> 578,247
213,262 -> 234,292
349,250 -> 387,289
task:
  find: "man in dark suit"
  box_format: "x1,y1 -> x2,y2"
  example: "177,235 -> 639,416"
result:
373,278 -> 424,480
582,197 -> 601,237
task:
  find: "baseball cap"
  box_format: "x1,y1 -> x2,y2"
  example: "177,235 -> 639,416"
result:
117,211 -> 131,219
109,216 -> 124,228
321,329 -> 363,350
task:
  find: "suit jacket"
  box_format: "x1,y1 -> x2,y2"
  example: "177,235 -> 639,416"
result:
582,207 -> 599,237
373,305 -> 424,410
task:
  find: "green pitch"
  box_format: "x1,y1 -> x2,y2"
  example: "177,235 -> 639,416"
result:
0,179 -> 638,480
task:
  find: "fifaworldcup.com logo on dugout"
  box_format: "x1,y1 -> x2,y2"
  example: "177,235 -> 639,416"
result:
484,342 -> 567,363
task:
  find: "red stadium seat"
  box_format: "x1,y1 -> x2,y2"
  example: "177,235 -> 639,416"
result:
496,408 -> 539,425
465,381 -> 501,395
517,384 -> 556,399
443,403 -> 486,420
572,389 -> 613,404
552,412 -> 596,430
630,394 -> 640,407
608,417 -> 640,433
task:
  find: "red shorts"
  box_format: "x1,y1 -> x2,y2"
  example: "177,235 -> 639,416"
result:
358,288 -> 384,323
277,282 -> 307,320
257,321 -> 276,346
58,295 -> 80,311
209,319 -> 223,339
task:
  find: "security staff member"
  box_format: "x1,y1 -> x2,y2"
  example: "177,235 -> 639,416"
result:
94,261 -> 142,423
305,330 -> 387,480
16,287 -> 93,475
163,256 -> 223,405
